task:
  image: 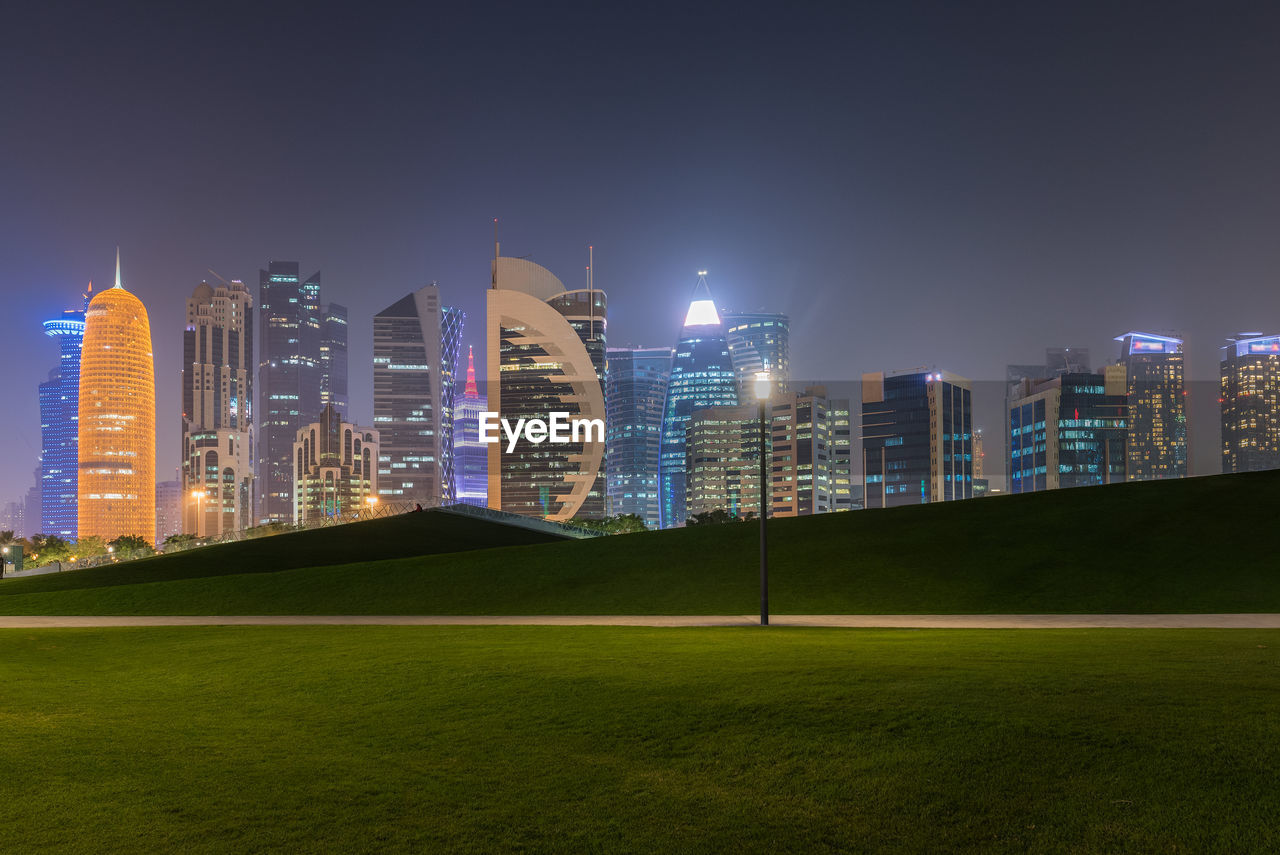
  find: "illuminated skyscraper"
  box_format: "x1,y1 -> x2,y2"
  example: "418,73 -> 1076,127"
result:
605,345 -> 672,527
78,251 -> 156,544
487,246 -> 606,520
39,285 -> 91,539
292,405 -> 379,522
257,262 -> 327,523
862,369 -> 972,508
768,386 -> 851,517
1008,368 -> 1127,493
1220,334 -> 1280,473
181,279 -> 255,536
373,284 -> 465,506
659,273 -> 738,527
453,346 -> 488,506
686,404 -> 763,520
1116,332 -> 1187,480
723,311 -> 790,395
320,302 -> 349,413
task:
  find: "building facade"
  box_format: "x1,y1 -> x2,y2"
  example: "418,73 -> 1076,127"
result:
257,262 -> 324,524
486,252 -> 607,521
659,274 -> 739,527
292,405 -> 379,522
155,479 -> 182,544
605,345 -> 672,527
686,405 -> 764,520
1221,334 -> 1280,473
1009,368 -> 1128,493
78,252 -> 156,544
181,280 -> 254,536
373,285 -> 464,507
39,287 -> 90,540
769,386 -> 852,517
320,302 -> 349,414
862,369 -> 972,508
1116,331 -> 1187,480
453,346 -> 488,506
723,311 -> 790,395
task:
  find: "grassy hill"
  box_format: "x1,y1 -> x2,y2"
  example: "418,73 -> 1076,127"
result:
2,470 -> 1277,614
4,508 -> 567,593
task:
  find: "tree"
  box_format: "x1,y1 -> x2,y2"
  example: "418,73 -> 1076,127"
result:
685,509 -> 753,527
109,534 -> 154,555
72,535 -> 108,559
28,535 -> 71,567
570,514 -> 651,534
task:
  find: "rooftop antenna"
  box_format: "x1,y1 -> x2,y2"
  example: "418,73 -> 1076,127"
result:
587,244 -> 597,342
207,268 -> 231,286
491,218 -> 499,289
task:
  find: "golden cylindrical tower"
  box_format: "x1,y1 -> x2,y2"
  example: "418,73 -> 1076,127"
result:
78,251 -> 156,544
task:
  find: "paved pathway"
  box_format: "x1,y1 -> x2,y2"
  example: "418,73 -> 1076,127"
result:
1,614 -> 1279,628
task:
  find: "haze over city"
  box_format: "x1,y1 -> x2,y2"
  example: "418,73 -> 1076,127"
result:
6,1 -> 1280,497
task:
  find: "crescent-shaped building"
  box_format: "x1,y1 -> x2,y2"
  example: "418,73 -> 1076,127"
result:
78,251 -> 156,544
486,253 -> 606,520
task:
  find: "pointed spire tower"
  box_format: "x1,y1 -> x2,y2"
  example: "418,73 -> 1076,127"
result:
658,271 -> 740,527
79,249 -> 156,543
464,345 -> 479,397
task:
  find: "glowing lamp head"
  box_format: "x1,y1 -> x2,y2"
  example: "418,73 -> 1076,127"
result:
366,496 -> 379,505
190,489 -> 204,500
754,371 -> 773,402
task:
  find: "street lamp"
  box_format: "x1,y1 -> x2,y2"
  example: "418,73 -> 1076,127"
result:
754,370 -> 773,626
190,488 -> 205,536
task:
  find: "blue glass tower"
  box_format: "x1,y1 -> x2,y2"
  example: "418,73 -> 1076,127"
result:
659,274 -> 739,528
606,346 -> 672,528
39,287 -> 91,539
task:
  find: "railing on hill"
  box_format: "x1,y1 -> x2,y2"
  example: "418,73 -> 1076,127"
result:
5,500 -> 599,579
433,503 -> 605,539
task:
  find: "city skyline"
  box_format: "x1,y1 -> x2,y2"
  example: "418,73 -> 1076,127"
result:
8,4 -> 1280,504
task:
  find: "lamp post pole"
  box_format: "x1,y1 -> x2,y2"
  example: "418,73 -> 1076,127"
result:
754,371 -> 772,627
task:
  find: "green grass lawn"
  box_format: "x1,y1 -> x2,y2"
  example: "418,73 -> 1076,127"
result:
1,627 -> 1276,852
4,470 -> 1280,614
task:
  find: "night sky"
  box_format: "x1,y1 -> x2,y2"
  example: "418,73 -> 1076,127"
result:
5,1 -> 1280,502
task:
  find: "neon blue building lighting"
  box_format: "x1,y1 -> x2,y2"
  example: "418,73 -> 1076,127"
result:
659,273 -> 739,528
39,296 -> 89,540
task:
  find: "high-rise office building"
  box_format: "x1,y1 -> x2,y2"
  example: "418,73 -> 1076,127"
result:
453,346 -> 488,507
320,302 -> 349,414
769,386 -> 851,517
373,284 -> 465,506
155,479 -> 182,544
292,404 -> 379,522
38,286 -> 90,540
1220,333 -> 1280,473
1009,368 -> 1128,493
723,311 -> 790,395
659,274 -> 739,527
181,279 -> 255,536
78,252 -> 156,544
486,249 -> 607,521
684,386 -> 851,520
0,501 -> 23,539
686,404 -> 764,520
973,427 -> 986,480
257,262 -> 324,524
1116,331 -> 1187,480
605,345 -> 672,527
862,369 -> 972,508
